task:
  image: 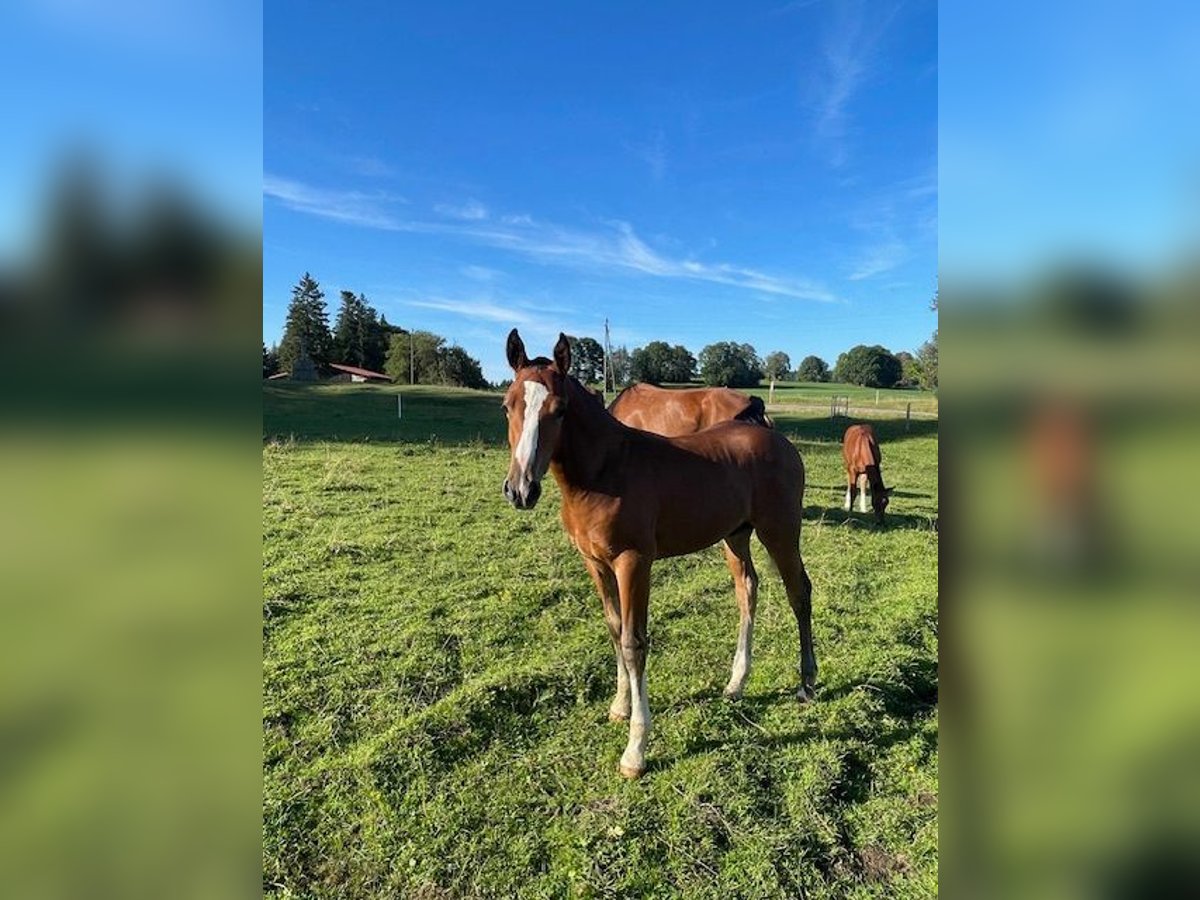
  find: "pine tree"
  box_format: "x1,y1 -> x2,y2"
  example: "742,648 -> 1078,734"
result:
333,290 -> 367,367
278,273 -> 332,374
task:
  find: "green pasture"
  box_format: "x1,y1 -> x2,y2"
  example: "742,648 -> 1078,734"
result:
263,382 -> 938,898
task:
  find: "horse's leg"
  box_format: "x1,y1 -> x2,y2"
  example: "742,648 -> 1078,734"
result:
844,470 -> 855,511
858,473 -> 871,513
760,527 -> 818,702
584,558 -> 629,721
721,529 -> 758,700
614,551 -> 652,778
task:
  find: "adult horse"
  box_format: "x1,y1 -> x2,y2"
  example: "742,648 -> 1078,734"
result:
500,330 -> 816,778
608,383 -> 772,437
842,423 -> 893,524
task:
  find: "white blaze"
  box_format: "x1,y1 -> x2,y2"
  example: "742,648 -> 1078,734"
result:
514,381 -> 549,487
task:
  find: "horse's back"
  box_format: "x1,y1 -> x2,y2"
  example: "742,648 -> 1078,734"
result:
638,421 -> 803,556
842,423 -> 881,471
611,383 -> 770,437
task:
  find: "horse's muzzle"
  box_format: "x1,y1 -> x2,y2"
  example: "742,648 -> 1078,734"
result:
502,479 -> 541,510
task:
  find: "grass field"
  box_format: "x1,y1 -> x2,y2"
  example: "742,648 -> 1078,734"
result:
263,382 -> 938,898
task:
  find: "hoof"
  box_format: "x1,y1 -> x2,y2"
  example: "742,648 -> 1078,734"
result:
618,762 -> 645,779
722,685 -> 744,701
797,685 -> 816,703
608,708 -> 630,722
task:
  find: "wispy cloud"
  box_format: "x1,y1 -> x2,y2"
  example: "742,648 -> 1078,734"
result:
844,167 -> 937,280
264,175 -> 836,302
811,0 -> 897,167
405,296 -> 528,324
263,175 -> 401,229
435,199 -> 489,220
849,237 -> 908,280
461,264 -> 501,282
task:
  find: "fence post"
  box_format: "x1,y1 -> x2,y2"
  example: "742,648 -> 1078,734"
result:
906,402 -> 911,432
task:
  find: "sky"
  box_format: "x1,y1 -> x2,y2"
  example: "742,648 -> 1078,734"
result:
264,0 -> 937,382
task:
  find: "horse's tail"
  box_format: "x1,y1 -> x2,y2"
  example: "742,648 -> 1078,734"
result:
736,395 -> 773,429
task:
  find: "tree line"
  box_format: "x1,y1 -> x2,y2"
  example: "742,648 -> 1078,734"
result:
264,271 -> 937,392
263,273 -> 488,389
589,331 -> 937,391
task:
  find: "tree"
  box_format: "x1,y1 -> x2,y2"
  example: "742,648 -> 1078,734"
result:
263,342 -> 279,378
895,351 -> 922,388
796,355 -> 830,383
567,336 -> 606,384
332,290 -> 367,367
629,341 -> 695,384
385,330 -> 445,384
698,342 -> 763,388
629,341 -> 673,384
833,344 -> 902,388
763,351 -> 791,384
917,329 -> 938,390
608,345 -> 631,387
369,312 -> 402,373
438,344 -> 488,389
278,272 -> 332,374
665,345 -> 697,383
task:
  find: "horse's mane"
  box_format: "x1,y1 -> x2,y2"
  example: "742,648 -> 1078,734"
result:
567,374 -> 608,411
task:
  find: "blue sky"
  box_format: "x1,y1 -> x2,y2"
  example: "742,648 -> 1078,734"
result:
266,0 -> 937,381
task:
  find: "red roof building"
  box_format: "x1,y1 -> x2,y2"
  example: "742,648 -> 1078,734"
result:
328,363 -> 391,383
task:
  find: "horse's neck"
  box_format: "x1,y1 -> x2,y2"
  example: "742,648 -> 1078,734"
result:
551,380 -> 625,492
864,463 -> 885,491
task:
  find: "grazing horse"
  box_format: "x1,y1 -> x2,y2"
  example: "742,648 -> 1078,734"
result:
842,423 -> 893,524
608,383 -> 772,437
501,330 -> 816,778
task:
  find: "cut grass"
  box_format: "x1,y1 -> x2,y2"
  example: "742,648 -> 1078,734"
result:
264,383 -> 938,898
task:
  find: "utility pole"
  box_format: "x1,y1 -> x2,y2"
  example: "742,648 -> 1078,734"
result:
409,331 -> 415,385
603,317 -> 613,399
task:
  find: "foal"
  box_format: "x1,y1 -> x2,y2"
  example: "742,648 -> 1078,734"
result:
608,383 -> 772,437
501,330 -> 816,778
842,423 -> 893,524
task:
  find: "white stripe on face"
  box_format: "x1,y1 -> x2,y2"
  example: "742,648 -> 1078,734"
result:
514,381 -> 549,483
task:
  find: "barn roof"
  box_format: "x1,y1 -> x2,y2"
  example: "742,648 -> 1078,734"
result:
329,363 -> 391,381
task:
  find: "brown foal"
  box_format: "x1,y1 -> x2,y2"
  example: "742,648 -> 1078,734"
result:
608,382 -> 772,437
841,423 -> 893,524
501,330 -> 816,778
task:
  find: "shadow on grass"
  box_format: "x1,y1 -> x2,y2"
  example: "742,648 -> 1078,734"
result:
263,382 -> 508,446
772,414 -> 939,446
649,657 -> 938,776
264,383 -> 938,448
802,507 -> 938,533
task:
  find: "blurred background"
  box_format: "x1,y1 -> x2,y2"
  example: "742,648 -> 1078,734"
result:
941,1 -> 1200,897
0,2 -> 261,898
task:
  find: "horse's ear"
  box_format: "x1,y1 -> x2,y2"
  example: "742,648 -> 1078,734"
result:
553,332 -> 571,373
506,328 -> 529,371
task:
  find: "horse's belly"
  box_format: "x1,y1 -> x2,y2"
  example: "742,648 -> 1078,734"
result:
653,499 -> 749,559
